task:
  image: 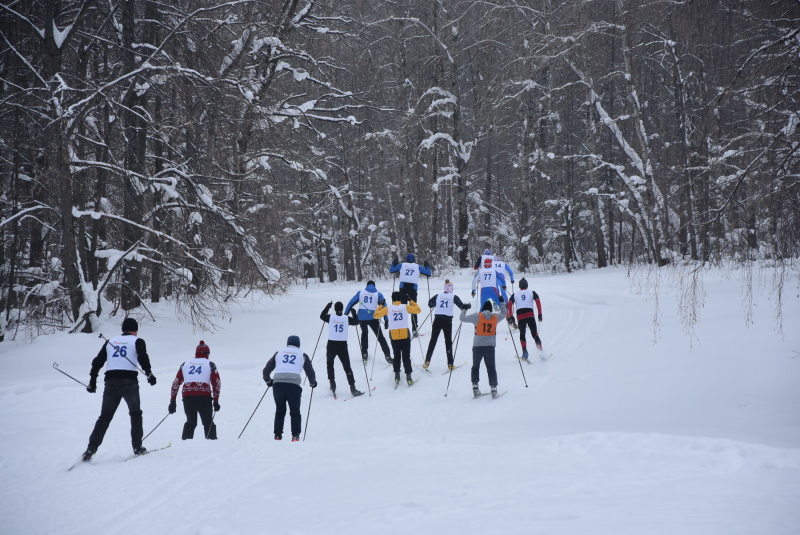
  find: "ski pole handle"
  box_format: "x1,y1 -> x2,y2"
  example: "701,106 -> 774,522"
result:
52,362 -> 89,387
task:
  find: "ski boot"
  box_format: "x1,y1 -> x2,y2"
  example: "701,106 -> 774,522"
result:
412,329 -> 418,339
406,373 -> 414,386
133,446 -> 147,456
350,385 -> 363,397
362,352 -> 368,364
291,434 -> 300,442
421,360 -> 430,370
385,354 -> 394,365
274,433 -> 282,441
82,448 -> 96,462
472,383 -> 481,397
491,386 -> 498,399
448,364 -> 456,371
536,343 -> 543,352
330,379 -> 337,395
394,371 -> 400,385
522,349 -> 529,360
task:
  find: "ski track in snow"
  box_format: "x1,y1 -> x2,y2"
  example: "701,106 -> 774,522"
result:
1,266 -> 799,535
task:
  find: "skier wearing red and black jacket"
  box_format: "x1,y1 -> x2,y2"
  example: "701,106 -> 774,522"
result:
81,317 -> 157,461
168,341 -> 221,440
320,301 -> 363,398
507,277 -> 543,359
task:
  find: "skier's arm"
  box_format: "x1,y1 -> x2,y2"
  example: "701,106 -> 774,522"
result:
460,309 -> 478,325
506,264 -> 515,283
373,305 -> 388,319
428,294 -> 437,309
388,263 -> 400,274
348,309 -> 359,326
507,294 -> 515,316
533,291 -> 542,317
210,362 -> 221,401
320,302 -> 332,322
344,293 -> 359,315
454,295 -> 471,310
407,301 -> 422,315
262,353 -> 277,383
302,354 -> 316,385
170,367 -> 185,399
135,338 -> 154,377
89,344 -> 107,378
419,264 -> 432,277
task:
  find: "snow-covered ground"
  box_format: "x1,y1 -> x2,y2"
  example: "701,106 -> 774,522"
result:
1,265 -> 798,535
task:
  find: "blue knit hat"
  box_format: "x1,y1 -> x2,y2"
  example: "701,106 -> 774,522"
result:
406,253 -> 415,263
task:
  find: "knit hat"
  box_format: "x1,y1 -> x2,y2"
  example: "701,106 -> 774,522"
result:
482,300 -> 493,312
444,279 -> 454,293
519,278 -> 528,289
195,340 -> 210,358
392,291 -> 402,302
287,335 -> 300,347
406,253 -> 415,263
484,249 -> 492,255
334,301 -> 344,314
121,317 -> 138,333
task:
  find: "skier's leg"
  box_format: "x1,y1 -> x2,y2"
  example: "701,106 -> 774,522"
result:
425,318 -> 441,362
442,319 -> 454,365
87,379 -> 124,451
182,396 -> 198,439
374,320 -> 392,359
340,351 -> 356,386
401,339 -> 412,374
360,320 -> 370,358
484,348 -> 498,387
470,346 -> 482,384
198,396 -> 215,439
119,379 -> 143,449
287,384 -> 302,437
272,384 -> 288,437
326,344 -> 336,389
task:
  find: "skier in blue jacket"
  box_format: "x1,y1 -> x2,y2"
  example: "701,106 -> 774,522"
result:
389,253 -> 432,337
344,281 -> 392,364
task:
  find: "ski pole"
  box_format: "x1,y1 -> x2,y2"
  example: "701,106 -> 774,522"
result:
142,412 -> 170,442
302,320 -> 326,385
444,322 -> 463,398
205,405 -> 217,440
238,386 -> 270,439
508,321 -> 528,388
98,333 -> 154,381
353,323 -> 372,396
52,362 -> 89,388
302,385 -> 315,442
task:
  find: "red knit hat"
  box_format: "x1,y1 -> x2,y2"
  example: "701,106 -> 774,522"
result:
195,340 -> 210,358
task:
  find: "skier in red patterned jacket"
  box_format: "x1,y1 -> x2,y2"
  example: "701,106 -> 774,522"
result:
168,341 -> 221,440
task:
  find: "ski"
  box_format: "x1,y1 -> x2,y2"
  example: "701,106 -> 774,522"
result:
492,390 -> 508,399
122,443 -> 172,462
67,459 -> 88,472
473,392 -> 491,398
344,386 -> 375,400
441,361 -> 468,374
516,356 -> 533,365
414,364 -> 433,374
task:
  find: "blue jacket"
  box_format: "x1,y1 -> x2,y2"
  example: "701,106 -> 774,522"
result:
388,262 -> 432,290
344,284 -> 387,321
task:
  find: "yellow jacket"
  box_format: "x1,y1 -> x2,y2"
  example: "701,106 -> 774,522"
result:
374,300 -> 422,340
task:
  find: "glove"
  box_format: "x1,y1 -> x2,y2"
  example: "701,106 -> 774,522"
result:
424,260 -> 430,269
538,314 -> 543,322
508,315 -> 515,323
266,378 -> 274,387
168,399 -> 177,414
309,381 -> 318,388
87,377 -> 97,394
464,303 -> 472,310
471,291 -> 476,297
213,400 -> 221,412
147,374 -> 157,386
324,302 -> 332,311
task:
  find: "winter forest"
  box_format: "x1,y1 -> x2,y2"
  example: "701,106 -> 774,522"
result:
1,0 -> 798,340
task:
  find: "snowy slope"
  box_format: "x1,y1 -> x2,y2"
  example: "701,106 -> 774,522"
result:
1,266 -> 798,535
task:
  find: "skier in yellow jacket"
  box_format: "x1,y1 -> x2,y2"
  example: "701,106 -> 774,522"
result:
374,291 -> 422,386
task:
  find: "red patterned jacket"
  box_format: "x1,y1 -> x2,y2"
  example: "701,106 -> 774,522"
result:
170,355 -> 221,401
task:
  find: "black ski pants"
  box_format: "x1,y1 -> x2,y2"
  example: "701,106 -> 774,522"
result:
425,315 -> 454,364
399,285 -> 419,331
470,346 -> 498,387
390,338 -> 413,374
518,317 -> 541,348
272,382 -> 303,437
326,340 -> 356,388
87,377 -> 143,452
182,396 -> 217,440
359,319 -> 391,358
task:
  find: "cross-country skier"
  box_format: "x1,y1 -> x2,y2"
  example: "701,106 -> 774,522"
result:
471,255 -> 505,310
167,340 -> 221,440
373,291 -> 421,386
506,277 -> 543,359
320,301 -> 363,398
344,280 -> 392,364
423,279 -> 471,370
460,299 -> 507,398
494,254 -> 515,307
473,248 -> 495,270
389,253 -> 432,337
81,317 -> 157,461
263,335 -> 317,441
